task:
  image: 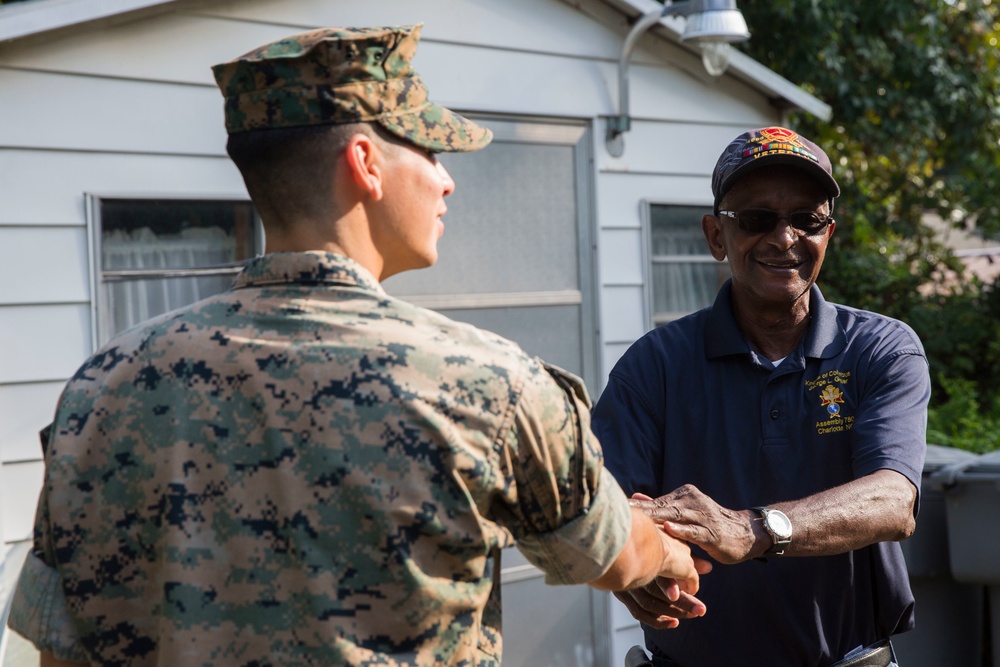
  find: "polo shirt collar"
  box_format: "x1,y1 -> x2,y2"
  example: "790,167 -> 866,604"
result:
704,281 -> 845,361
801,284 -> 845,360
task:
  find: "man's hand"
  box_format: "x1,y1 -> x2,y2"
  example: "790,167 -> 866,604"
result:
650,517 -> 706,596
630,486 -> 765,564
590,507 -> 710,595
614,576 -> 709,630
631,471 -> 919,561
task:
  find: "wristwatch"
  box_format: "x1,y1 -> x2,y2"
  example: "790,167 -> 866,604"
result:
752,507 -> 792,556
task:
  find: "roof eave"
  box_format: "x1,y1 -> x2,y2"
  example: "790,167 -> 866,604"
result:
725,50 -> 832,121
0,0 -> 178,44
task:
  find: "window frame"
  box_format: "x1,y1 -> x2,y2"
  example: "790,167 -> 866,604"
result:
84,192 -> 261,350
641,199 -> 727,329
400,115 -> 601,394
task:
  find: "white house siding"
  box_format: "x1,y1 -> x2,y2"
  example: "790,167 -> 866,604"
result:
0,0 -> 791,661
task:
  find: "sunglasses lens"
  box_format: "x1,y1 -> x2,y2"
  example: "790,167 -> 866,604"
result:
737,210 -> 779,234
789,212 -> 828,234
732,210 -> 830,234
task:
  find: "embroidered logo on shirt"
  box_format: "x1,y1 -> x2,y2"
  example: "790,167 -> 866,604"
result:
819,384 -> 844,415
806,370 -> 854,435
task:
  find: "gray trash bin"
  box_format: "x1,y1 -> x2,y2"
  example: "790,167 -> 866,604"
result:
936,450 -> 1000,667
892,445 -> 984,667
938,450 -> 1000,583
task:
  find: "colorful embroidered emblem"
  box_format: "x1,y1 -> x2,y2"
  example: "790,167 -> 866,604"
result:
741,127 -> 820,165
819,384 -> 844,415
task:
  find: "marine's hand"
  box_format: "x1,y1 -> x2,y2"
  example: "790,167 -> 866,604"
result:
652,524 -> 706,596
613,576 -> 708,630
631,487 -> 760,564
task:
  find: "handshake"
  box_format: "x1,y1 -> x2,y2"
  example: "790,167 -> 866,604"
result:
600,483 -> 785,629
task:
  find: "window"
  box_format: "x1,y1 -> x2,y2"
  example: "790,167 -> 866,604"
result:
646,203 -> 729,327
384,117 -> 598,388
86,196 -> 260,346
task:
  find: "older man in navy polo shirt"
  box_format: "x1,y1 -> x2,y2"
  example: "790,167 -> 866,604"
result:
593,127 -> 929,667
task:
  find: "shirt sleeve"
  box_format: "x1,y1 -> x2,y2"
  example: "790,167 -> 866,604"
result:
7,552 -> 89,662
852,345 -> 930,493
6,457 -> 90,662
496,360 -> 632,586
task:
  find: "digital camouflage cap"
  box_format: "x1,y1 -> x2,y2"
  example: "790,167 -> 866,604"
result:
212,24 -> 492,153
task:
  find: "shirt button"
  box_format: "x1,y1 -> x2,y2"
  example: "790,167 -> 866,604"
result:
770,409 -> 780,420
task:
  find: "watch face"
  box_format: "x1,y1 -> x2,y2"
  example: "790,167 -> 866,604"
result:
766,510 -> 793,539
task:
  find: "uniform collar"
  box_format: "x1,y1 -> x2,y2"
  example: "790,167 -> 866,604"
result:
232,251 -> 386,295
704,281 -> 845,361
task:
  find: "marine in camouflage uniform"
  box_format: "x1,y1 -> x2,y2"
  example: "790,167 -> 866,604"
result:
8,24 -> 700,666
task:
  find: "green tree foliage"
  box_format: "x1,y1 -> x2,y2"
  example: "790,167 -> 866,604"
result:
733,1 -> 1000,450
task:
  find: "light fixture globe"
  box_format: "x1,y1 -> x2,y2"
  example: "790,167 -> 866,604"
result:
681,7 -> 750,43
681,0 -> 750,76
698,42 -> 733,77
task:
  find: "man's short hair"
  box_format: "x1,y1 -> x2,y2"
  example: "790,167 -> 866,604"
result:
226,123 -> 386,226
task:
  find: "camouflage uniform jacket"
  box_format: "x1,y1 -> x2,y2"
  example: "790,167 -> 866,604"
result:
9,251 -> 631,666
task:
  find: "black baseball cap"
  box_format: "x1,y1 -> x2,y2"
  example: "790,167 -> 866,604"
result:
711,127 -> 840,214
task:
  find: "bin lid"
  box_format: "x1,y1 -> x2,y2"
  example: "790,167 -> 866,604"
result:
959,449 -> 1000,475
923,443 -> 978,474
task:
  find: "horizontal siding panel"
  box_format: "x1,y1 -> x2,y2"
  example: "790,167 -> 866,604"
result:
0,36 -> 778,156
417,43 -> 768,123
600,284 -> 647,344
607,58 -> 780,129
0,13 -> 311,86
0,1 -> 762,117
418,44 -> 615,118
0,54 -> 617,146
1,460 -> 43,543
0,150 -> 246,225
0,52 -> 611,153
599,228 -> 645,286
597,119 -> 778,176
194,0 -> 628,61
0,227 -> 90,305
599,341 -> 633,389
0,381 -> 63,464
0,304 -> 91,383
0,69 -> 225,154
596,172 -> 710,230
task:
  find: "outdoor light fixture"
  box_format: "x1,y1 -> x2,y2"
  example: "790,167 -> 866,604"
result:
606,0 -> 750,157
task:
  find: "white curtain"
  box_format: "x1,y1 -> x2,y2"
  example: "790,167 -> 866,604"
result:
102,227 -> 236,337
651,225 -> 721,318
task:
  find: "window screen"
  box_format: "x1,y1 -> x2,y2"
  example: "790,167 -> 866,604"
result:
383,118 -> 596,384
88,197 -> 260,345
647,204 -> 729,326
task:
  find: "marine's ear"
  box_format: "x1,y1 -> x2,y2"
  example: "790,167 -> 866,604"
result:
343,133 -> 385,201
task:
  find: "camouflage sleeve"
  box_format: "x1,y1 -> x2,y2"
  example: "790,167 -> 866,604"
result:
7,553 -> 89,662
500,361 -> 631,586
6,427 -> 90,662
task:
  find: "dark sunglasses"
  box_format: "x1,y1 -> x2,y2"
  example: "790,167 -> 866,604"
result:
718,209 -> 833,235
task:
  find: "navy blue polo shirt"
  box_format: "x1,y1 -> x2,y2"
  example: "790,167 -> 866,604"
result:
593,281 -> 929,667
